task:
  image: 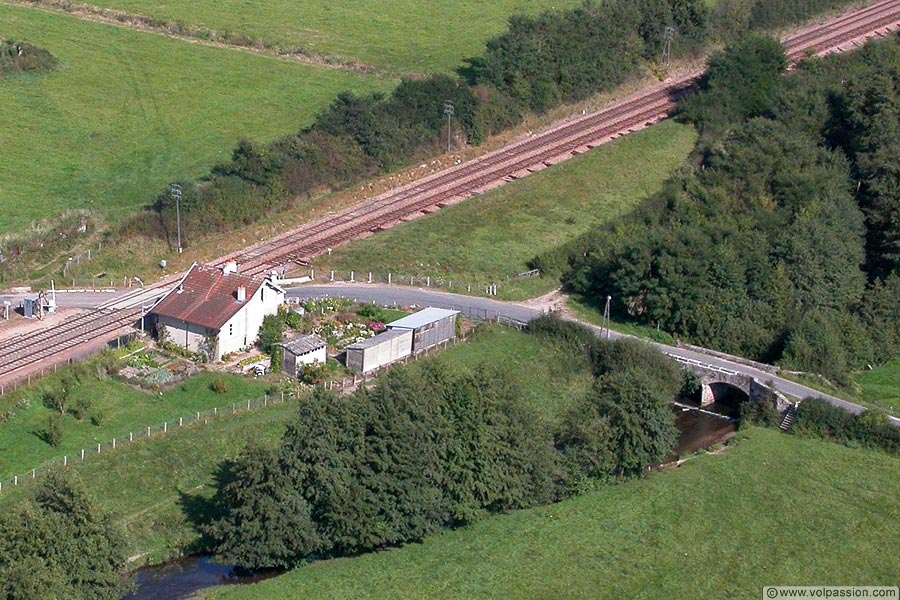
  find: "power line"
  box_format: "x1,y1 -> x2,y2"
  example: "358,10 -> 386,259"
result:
443,100 -> 455,154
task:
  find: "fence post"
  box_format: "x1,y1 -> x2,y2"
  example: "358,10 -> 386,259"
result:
13,475 -> 17,486
130,432 -> 133,442
214,407 -> 217,417
247,399 -> 251,411
112,438 -> 116,449
179,417 -> 183,427
281,391 -> 284,403
81,449 -> 85,461
146,426 -> 151,438
330,270 -> 334,282
32,469 -> 35,479
64,456 -> 67,467
163,422 -> 167,433
97,443 -> 101,453
388,273 -> 392,284
232,403 -> 235,415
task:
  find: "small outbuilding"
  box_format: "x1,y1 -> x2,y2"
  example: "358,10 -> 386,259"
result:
387,307 -> 459,352
346,328 -> 413,374
279,335 -> 327,376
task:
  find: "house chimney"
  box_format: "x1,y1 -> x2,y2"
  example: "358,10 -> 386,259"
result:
236,285 -> 247,303
222,260 -> 238,275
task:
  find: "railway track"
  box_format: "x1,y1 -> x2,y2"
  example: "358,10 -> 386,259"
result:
2,0 -> 899,389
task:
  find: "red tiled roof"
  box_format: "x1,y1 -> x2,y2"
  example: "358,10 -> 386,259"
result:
150,264 -> 263,331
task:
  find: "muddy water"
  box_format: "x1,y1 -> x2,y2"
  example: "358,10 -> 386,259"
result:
123,556 -> 278,600
670,403 -> 738,458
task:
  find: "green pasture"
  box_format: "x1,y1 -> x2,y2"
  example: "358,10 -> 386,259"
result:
0,357 -> 269,478
0,3 -> 388,234
210,427 -> 900,600
316,120 -> 697,300
80,0 -> 582,74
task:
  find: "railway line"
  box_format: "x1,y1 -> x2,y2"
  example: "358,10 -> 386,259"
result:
2,0 -> 899,390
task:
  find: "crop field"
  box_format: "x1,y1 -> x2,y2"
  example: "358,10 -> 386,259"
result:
210,427 -> 900,600
77,0 -> 581,74
316,120 -> 697,300
0,3 -> 388,234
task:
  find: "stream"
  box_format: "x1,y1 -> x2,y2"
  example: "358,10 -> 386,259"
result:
124,403 -> 738,599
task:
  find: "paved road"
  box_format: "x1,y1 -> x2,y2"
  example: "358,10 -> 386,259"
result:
288,283 -> 900,427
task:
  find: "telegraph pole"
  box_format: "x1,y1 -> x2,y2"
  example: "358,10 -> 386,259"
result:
604,295 -> 612,340
443,100 -> 454,153
662,26 -> 676,72
170,183 -> 183,254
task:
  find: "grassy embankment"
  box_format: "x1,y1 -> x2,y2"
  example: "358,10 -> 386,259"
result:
315,120 -> 697,300
0,354 -> 270,478
0,326 -> 583,563
209,426 -> 900,600
0,3 -> 389,235
73,0 -> 581,74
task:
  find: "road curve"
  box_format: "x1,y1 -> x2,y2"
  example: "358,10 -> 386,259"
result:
288,284 -> 900,428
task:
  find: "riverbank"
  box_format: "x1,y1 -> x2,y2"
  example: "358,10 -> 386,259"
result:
207,426 -> 900,600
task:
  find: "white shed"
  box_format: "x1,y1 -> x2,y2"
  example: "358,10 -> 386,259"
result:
279,335 -> 327,376
345,328 -> 413,373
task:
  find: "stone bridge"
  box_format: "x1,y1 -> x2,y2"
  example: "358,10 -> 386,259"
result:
666,354 -> 792,413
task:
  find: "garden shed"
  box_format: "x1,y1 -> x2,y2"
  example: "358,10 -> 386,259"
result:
387,307 -> 459,352
279,334 -> 327,376
345,328 -> 413,374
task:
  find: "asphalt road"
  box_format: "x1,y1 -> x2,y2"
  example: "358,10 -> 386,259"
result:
288,283 -> 900,427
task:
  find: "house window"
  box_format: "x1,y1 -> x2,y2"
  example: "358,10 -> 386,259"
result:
229,323 -> 233,336
261,287 -> 265,302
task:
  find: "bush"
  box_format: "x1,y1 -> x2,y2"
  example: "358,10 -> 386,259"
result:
71,396 -> 93,421
211,379 -> 230,394
45,414 -> 63,447
794,398 -> 900,454
0,39 -> 58,76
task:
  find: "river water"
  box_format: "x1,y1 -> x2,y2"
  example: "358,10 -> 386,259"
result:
124,404 -> 737,599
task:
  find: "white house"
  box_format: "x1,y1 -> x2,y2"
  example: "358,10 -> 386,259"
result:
150,262 -> 284,361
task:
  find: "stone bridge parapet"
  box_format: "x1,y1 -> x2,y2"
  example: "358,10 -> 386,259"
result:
666,354 -> 791,413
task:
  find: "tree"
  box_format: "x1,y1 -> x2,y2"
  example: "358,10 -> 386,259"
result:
0,471 -> 132,600
205,445 -> 319,570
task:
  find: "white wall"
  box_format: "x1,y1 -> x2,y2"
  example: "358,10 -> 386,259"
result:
218,281 -> 284,360
157,315 -> 214,355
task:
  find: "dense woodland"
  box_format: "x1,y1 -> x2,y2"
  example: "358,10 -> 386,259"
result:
138,0 -> 855,247
204,317 -> 685,570
553,35 -> 900,385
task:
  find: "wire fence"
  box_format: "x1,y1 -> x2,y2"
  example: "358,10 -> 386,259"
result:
61,241 -> 104,278
303,267 -> 541,297
0,299 -> 531,496
0,389 -> 291,496
0,332 -> 139,398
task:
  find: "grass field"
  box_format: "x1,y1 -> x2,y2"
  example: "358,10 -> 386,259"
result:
315,120 -> 697,300
418,324 -> 593,422
855,359 -> 900,415
0,325 -> 587,564
0,399 -> 298,563
0,3 -> 388,234
77,0 -> 581,74
209,427 -> 900,600
0,358 -> 269,478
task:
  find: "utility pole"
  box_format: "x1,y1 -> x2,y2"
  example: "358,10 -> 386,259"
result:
443,100 -> 454,154
662,26 -> 676,73
604,295 -> 612,340
170,183 -> 183,254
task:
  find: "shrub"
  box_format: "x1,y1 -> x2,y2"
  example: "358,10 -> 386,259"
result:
211,379 -> 230,394
90,412 -> 104,427
45,414 -> 63,447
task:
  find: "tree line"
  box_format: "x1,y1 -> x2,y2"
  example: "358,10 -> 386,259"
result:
203,316 -> 687,570
548,34 -> 900,386
122,0 -> 858,249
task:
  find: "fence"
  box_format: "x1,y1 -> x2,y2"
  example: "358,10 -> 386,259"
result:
0,389 -> 291,496
0,300 -> 533,495
61,241 -> 104,278
0,332 -> 139,398
304,267 -> 541,297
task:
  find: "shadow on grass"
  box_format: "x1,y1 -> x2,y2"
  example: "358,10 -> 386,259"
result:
176,460 -> 238,555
